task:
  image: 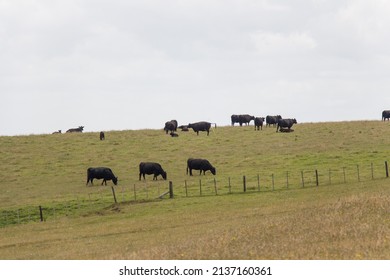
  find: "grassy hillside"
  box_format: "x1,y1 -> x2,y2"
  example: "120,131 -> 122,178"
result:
0,121 -> 389,259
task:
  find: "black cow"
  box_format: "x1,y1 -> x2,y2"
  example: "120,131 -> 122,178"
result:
238,114 -> 255,126
382,110 -> 390,121
231,115 -> 240,126
254,117 -> 265,130
139,162 -> 167,180
86,167 -> 118,186
266,115 -> 282,127
100,131 -> 105,140
66,126 -> 84,133
164,120 -> 178,134
276,118 -> 297,132
188,121 -> 214,136
170,132 -> 179,137
187,158 -> 216,176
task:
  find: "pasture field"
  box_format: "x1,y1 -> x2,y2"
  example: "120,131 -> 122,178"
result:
0,120 -> 389,259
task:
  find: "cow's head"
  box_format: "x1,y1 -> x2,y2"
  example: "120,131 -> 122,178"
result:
162,171 -> 167,180
210,167 -> 216,175
293,119 -> 297,124
113,177 -> 118,185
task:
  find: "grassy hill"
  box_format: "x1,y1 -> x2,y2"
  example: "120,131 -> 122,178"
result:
0,121 -> 389,259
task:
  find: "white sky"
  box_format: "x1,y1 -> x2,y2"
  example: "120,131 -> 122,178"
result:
1,0 -> 390,135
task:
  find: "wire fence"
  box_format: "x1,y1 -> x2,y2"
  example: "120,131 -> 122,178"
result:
1,160 -> 389,228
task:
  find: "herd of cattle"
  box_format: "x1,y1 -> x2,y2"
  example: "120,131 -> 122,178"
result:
63,110 -> 390,186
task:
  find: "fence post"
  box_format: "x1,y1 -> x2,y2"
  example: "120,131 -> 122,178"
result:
272,174 -> 275,191
111,186 -> 118,204
214,178 -> 218,195
257,174 -> 260,191
301,171 -> 305,188
243,176 -> 247,192
39,206 -> 44,222
184,180 -> 188,197
315,170 -> 319,187
371,163 -> 374,180
199,179 -> 202,196
385,161 -> 389,178
169,181 -> 174,199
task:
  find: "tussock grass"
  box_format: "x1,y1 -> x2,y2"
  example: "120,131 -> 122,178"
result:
0,121 -> 389,259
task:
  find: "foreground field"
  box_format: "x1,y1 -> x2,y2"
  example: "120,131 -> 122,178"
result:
0,121 -> 389,259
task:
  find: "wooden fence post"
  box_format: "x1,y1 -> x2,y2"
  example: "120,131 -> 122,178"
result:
184,180 -> 188,197
214,178 -> 218,195
357,165 -> 360,182
371,163 -> 374,180
286,171 -> 289,188
315,170 -> 319,187
169,181 -> 174,199
257,174 -> 260,191
243,176 -> 247,192
272,174 -> 275,191
385,161 -> 389,178
199,179 -> 202,196
301,171 -> 305,188
39,206 -> 44,222
111,186 -> 117,204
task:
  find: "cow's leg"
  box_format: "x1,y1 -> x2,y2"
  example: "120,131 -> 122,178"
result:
139,173 -> 142,181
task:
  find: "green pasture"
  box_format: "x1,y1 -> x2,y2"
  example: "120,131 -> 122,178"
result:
0,121 -> 389,259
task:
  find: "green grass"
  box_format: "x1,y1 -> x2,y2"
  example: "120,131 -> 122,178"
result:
0,121 -> 389,259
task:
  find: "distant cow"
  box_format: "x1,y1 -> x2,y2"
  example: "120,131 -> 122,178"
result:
266,115 -> 282,127
86,167 -> 118,186
188,121 -> 214,136
382,110 -> 390,121
238,114 -> 255,126
139,162 -> 167,180
254,117 -> 265,130
178,125 -> 189,131
66,126 -> 84,133
170,132 -> 179,137
276,118 -> 297,132
52,130 -> 61,134
164,120 -> 178,134
231,115 -> 240,126
100,131 -> 105,140
187,158 -> 216,176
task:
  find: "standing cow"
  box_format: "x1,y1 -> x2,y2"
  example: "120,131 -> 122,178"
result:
266,115 -> 282,127
187,158 -> 216,176
382,110 -> 390,121
188,121 -> 214,136
276,118 -> 297,132
100,131 -> 105,140
254,117 -> 265,130
86,167 -> 118,186
238,114 -> 255,126
164,120 -> 178,134
139,162 -> 167,180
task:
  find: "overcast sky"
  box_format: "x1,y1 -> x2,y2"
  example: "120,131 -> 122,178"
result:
1,0 -> 390,135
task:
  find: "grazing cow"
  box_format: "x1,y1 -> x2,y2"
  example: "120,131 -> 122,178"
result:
100,131 -> 105,140
187,158 -> 216,176
382,110 -> 390,121
52,130 -> 61,134
86,167 -> 118,186
254,117 -> 265,130
66,126 -> 84,133
238,114 -> 255,126
164,120 -> 178,134
276,118 -> 297,132
231,115 -> 240,126
139,162 -> 167,180
188,121 -> 214,136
